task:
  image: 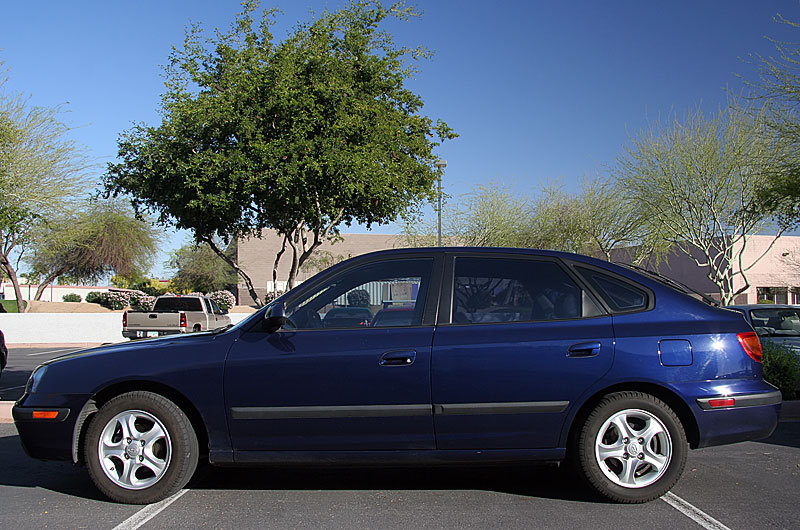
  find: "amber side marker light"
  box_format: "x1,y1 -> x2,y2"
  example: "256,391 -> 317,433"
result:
708,398 -> 736,408
737,331 -> 763,362
32,411 -> 59,419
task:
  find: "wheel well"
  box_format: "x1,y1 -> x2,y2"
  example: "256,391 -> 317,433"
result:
74,381 -> 210,465
566,383 -> 700,451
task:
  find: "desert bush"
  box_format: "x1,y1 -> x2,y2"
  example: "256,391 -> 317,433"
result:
762,341 -> 800,400
85,291 -> 104,305
62,293 -> 82,303
347,289 -> 370,307
207,290 -> 236,311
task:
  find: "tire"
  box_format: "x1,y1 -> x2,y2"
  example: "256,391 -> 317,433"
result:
574,391 -> 687,503
84,391 -> 199,504
193,324 -> 202,332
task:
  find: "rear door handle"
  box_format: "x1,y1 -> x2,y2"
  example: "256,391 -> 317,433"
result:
380,350 -> 416,366
567,342 -> 601,358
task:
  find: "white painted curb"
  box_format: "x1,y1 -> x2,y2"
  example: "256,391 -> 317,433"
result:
0,401 -> 13,424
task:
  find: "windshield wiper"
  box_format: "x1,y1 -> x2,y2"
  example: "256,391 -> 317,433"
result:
619,263 -> 720,307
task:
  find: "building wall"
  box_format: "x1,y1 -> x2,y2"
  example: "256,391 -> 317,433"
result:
0,283 -> 111,302
236,231 -> 407,304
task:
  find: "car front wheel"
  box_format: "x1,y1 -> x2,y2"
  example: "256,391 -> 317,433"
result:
84,391 -> 199,504
575,391 -> 687,503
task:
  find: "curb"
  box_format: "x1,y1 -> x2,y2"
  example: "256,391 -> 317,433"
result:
2,400 -> 799,426
7,343 -> 104,349
0,401 -> 12,424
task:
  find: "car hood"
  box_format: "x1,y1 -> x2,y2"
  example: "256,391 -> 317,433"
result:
40,330 -> 226,367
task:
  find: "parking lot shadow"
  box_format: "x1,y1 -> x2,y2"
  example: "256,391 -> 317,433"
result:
759,421 -> 800,449
0,427 -> 106,501
187,462 -> 602,503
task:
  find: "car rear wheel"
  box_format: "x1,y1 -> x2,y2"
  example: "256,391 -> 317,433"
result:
84,391 -> 198,504
575,391 -> 687,503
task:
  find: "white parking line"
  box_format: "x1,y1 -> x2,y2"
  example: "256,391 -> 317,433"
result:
27,348 -> 83,356
111,489 -> 188,530
662,492 -> 732,530
0,384 -> 26,393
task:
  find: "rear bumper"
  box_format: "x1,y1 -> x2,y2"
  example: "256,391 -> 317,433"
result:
681,383 -> 781,448
122,329 -> 184,339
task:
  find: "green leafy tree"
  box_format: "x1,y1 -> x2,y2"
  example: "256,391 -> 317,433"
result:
615,101 -> 788,305
167,242 -> 237,294
25,199 -> 159,300
0,76 -> 92,311
104,0 -> 456,306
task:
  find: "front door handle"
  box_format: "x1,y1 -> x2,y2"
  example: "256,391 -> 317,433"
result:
567,342 -> 601,358
380,350 -> 416,366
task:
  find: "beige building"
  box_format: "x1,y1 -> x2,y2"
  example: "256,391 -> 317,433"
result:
237,230 -> 407,304
237,231 -> 800,306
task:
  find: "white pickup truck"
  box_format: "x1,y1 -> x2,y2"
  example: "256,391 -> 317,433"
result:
122,294 -> 231,339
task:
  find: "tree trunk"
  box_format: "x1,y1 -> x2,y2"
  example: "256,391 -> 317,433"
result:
286,230 -> 300,290
201,237 -> 263,307
0,254 -> 26,313
271,234 -> 288,297
34,269 -> 66,301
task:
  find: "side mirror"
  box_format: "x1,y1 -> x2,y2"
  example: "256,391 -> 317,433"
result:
263,302 -> 286,333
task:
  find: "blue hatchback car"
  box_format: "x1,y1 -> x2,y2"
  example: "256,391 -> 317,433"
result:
13,248 -> 780,504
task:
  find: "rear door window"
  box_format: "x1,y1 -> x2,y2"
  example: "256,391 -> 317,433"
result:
451,258 -> 603,324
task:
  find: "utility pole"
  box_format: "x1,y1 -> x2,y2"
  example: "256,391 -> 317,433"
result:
434,159 -> 447,247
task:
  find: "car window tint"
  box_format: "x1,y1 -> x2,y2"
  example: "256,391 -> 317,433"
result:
575,267 -> 648,312
452,258 -> 602,324
286,259 -> 432,330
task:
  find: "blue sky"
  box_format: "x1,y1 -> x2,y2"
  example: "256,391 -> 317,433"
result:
2,1 -> 798,277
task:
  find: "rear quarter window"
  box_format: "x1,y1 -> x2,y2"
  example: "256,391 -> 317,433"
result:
575,266 -> 649,313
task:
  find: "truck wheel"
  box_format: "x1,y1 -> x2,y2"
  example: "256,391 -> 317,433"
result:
574,391 -> 687,503
193,324 -> 202,332
84,391 -> 198,504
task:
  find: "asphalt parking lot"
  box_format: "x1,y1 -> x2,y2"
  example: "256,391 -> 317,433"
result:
1,347 -> 798,530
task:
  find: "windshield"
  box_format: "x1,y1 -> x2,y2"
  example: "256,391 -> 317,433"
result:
749,308 -> 800,337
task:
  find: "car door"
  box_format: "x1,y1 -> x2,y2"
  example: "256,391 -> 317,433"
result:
431,254 -> 615,450
224,255 -> 442,453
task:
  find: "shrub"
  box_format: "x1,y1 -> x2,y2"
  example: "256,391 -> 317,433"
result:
762,341 -> 800,400
62,293 -> 82,303
103,291 -> 130,310
263,290 -> 286,304
85,291 -> 104,305
347,289 -> 370,308
207,290 -> 236,311
128,290 -> 156,311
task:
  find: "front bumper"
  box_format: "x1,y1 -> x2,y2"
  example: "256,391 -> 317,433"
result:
13,392 -> 92,462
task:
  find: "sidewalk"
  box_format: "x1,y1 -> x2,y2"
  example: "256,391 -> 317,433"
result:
2,398 -> 800,425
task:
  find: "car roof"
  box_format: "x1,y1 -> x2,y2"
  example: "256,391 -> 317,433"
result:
727,304 -> 800,310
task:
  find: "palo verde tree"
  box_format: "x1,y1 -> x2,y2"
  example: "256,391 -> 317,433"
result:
0,73 -> 92,311
25,199 -> 159,300
744,15 -> 800,227
615,100 -> 789,305
103,1 -> 456,305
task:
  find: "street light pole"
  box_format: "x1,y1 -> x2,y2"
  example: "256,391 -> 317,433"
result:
434,160 -> 447,247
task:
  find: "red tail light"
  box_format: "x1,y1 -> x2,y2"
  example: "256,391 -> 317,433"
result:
179,312 -> 187,327
122,312 -> 127,327
737,332 -> 762,362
